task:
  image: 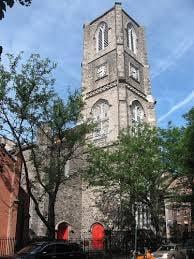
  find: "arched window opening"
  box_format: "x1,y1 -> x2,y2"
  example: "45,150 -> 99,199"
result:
96,22 -> 108,52
91,223 -> 105,250
131,100 -> 144,124
57,222 -> 69,240
92,100 -> 109,138
127,24 -> 137,54
64,160 -> 70,177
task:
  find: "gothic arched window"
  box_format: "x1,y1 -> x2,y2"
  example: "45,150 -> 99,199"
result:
92,100 -> 109,138
127,23 -> 137,54
131,100 -> 144,124
96,22 -> 108,52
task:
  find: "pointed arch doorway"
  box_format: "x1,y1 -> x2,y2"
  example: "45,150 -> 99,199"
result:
57,222 -> 69,240
91,223 -> 105,250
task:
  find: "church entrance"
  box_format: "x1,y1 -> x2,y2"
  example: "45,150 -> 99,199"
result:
57,222 -> 69,240
91,223 -> 105,250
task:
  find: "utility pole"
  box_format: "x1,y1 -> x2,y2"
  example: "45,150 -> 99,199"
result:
0,46 -> 2,60
133,203 -> 138,259
134,220 -> 138,259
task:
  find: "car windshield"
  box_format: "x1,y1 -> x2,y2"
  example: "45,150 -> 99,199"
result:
17,244 -> 42,255
158,245 -> 175,251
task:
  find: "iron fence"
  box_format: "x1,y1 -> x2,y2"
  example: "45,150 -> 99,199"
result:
65,237 -> 132,255
0,235 -> 154,257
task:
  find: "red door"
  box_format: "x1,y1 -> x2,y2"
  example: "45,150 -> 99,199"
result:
57,223 -> 69,240
91,223 -> 105,250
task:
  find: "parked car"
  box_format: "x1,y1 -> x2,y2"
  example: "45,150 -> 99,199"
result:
182,239 -> 194,258
152,244 -> 186,259
183,239 -> 194,252
12,241 -> 87,259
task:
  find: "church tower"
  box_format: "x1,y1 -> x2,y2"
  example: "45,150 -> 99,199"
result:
28,2 -> 157,242
80,2 -> 156,239
82,2 -> 156,146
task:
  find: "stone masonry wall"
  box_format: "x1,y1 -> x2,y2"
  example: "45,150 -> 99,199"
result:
28,3 -> 157,241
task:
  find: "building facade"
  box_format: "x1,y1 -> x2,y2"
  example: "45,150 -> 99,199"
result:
80,1 -> 156,237
0,143 -> 29,255
29,3 -> 156,244
0,144 -> 20,239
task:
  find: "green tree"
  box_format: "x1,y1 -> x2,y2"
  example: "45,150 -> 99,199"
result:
84,124 -> 180,239
161,109 -> 194,238
0,0 -> 31,20
181,108 -> 194,237
0,53 -> 91,239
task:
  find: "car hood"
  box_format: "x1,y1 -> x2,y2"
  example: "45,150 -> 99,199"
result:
152,251 -> 170,257
12,253 -> 30,258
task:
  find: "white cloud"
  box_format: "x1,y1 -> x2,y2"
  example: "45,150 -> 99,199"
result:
1,0 -> 194,127
151,38 -> 194,79
158,90 -> 194,122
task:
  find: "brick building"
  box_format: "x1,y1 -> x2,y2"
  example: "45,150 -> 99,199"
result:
0,143 -> 21,239
165,178 -> 191,241
0,142 -> 29,255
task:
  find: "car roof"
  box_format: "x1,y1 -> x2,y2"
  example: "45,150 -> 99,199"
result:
16,241 -> 82,256
159,244 -> 177,249
161,243 -> 181,246
32,241 -> 80,246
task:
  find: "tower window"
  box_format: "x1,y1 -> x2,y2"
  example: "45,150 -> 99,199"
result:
131,100 -> 144,124
127,24 -> 137,54
129,63 -> 140,82
96,22 -> 108,52
96,64 -> 107,79
64,160 -> 70,177
92,100 -> 109,138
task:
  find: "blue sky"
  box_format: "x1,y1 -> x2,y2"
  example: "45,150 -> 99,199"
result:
0,0 -> 194,128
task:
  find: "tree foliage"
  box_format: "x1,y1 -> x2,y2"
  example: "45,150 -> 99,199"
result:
162,108 -> 194,237
0,0 -> 31,20
181,108 -> 194,234
182,108 -> 194,178
0,52 -> 92,239
84,124 -> 182,237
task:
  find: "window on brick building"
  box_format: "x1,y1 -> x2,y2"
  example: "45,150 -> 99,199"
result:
96,22 -> 108,52
127,23 -> 137,54
92,100 -> 109,138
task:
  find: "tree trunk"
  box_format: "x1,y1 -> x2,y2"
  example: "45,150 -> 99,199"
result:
150,199 -> 162,243
151,213 -> 161,241
47,192 -> 56,240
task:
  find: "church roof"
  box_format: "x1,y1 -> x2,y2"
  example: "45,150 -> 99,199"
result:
89,2 -> 140,27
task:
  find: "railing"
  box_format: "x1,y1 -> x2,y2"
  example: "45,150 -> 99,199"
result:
0,237 -> 16,256
0,234 -> 156,257
67,237 -> 131,255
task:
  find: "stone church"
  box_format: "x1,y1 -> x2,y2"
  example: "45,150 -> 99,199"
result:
29,2 -> 156,243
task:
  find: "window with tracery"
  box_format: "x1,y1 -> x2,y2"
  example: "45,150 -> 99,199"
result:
131,100 -> 144,124
96,22 -> 108,52
92,100 -> 109,138
127,23 -> 137,54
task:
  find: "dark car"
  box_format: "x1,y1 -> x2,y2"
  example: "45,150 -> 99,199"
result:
13,241 -> 87,259
183,239 -> 194,251
182,239 -> 194,258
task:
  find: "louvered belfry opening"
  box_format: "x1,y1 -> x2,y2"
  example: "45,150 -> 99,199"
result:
97,22 -> 108,51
